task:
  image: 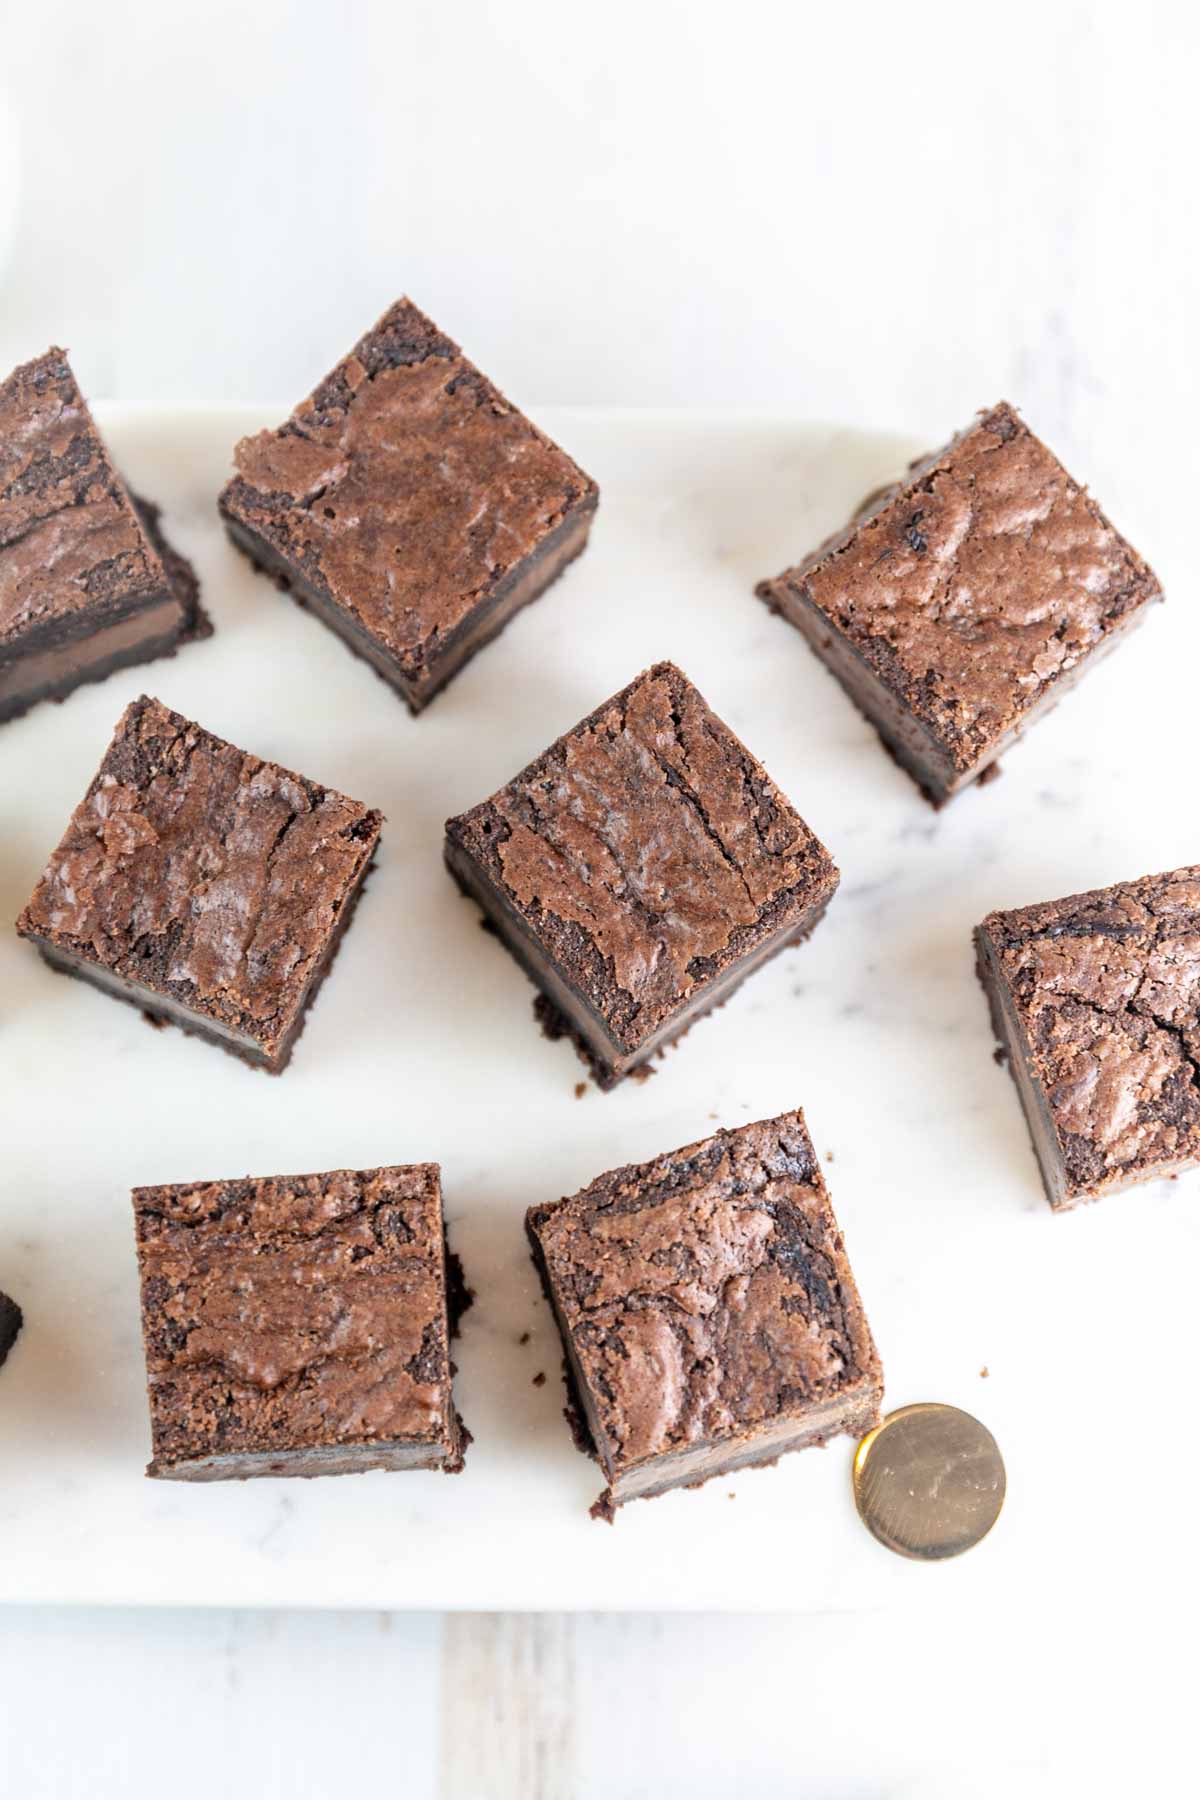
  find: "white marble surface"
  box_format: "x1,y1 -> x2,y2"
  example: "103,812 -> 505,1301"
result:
2,404 -> 1198,1621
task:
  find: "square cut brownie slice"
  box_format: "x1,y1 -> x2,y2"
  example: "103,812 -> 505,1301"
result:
16,695 -> 381,1072
757,403 -> 1162,806
133,1164 -> 468,1480
977,867 -> 1200,1209
445,661 -> 839,1087
0,348 -> 210,724
527,1110 -> 883,1517
219,298 -> 598,713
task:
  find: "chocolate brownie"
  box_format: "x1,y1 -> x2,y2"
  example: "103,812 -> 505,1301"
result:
757,403 -> 1162,806
527,1110 -> 883,1516
0,348 -> 209,724
133,1164 -> 467,1480
219,298 -> 598,713
445,662 -> 839,1087
0,1289 -> 22,1369
16,695 -> 381,1072
977,867 -> 1200,1208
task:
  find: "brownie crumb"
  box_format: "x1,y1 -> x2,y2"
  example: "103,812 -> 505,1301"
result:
574,1083 -> 587,1100
976,761 -> 1004,789
532,1371 -> 546,1387
518,1330 -> 531,1346
141,1011 -> 167,1030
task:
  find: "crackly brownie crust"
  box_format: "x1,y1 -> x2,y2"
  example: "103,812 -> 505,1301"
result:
218,298 -> 598,711
0,1289 -> 23,1368
977,866 -> 1200,1207
0,350 -> 209,722
445,661 -> 839,1083
527,1110 -> 883,1515
133,1165 -> 466,1479
16,695 -> 381,1070
757,403 -> 1162,804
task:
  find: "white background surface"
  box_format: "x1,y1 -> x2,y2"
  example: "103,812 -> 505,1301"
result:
2,2 -> 1199,1794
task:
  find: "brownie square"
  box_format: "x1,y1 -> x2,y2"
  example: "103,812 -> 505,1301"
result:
445,661 -> 839,1087
16,695 -> 381,1072
977,867 -> 1200,1209
0,1289 -> 23,1370
0,348 -> 209,724
219,298 -> 598,713
757,403 -> 1162,806
133,1164 -> 467,1480
527,1110 -> 883,1517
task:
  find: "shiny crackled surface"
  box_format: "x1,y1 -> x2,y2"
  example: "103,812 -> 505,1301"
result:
1,349 -> 175,645
530,1112 -> 882,1477
980,867 -> 1200,1197
17,695 -> 380,1058
220,298 -> 595,677
759,403 -> 1161,774
447,663 -> 838,1048
133,1166 -> 456,1469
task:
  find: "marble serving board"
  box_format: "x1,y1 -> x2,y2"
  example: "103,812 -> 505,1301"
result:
1,409 -> 1197,1613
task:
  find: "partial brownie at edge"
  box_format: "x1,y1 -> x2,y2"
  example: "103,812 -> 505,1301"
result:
977,865 -> 1200,1208
0,1290 -> 23,1369
445,661 -> 839,1087
0,349 -> 209,724
527,1109 -> 883,1518
219,297 -> 598,713
16,695 -> 381,1073
756,403 -> 1162,806
133,1165 -> 466,1480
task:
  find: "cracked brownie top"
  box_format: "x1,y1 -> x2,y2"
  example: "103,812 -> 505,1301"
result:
1,349 -> 177,648
445,662 -> 839,1050
133,1165 -> 455,1465
758,402 -> 1162,775
218,297 -> 597,683
528,1111 -> 882,1473
16,695 -> 381,1057
979,867 -> 1200,1195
